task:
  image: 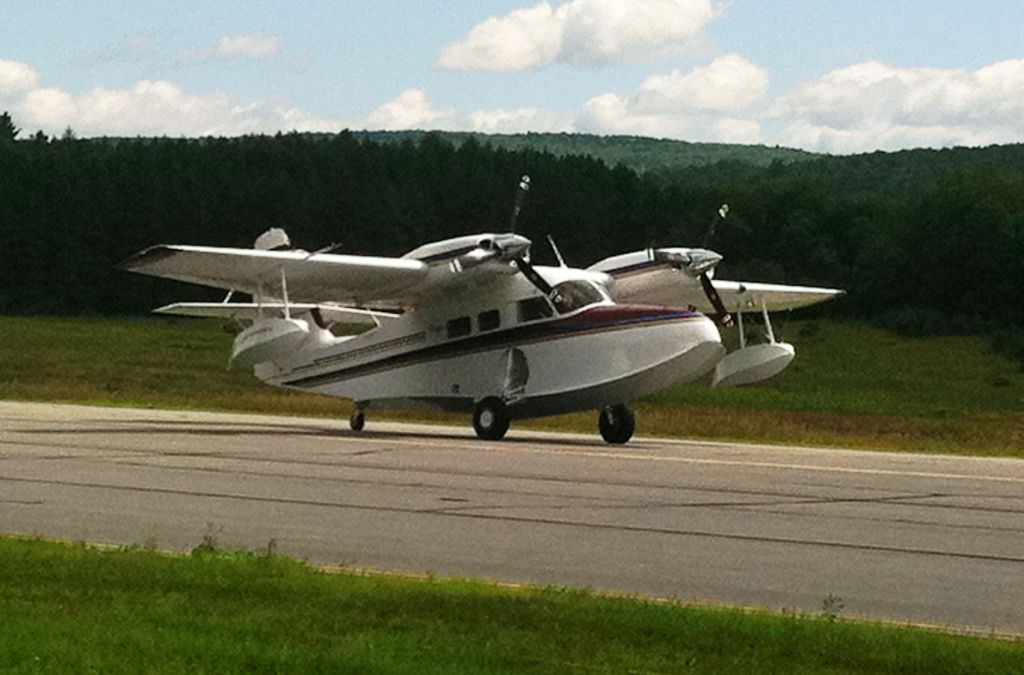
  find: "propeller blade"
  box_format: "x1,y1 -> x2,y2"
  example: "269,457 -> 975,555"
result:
701,203 -> 729,249
509,174 -> 531,233
699,272 -> 734,327
513,256 -> 553,296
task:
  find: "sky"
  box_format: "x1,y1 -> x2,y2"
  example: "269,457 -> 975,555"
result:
1,0 -> 1022,153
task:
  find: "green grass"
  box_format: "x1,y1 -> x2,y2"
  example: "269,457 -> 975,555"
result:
1,315 -> 1021,456
651,321 -> 1024,418
1,537 -> 1020,674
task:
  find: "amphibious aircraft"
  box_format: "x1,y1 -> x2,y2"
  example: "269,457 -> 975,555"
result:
121,177 -> 842,444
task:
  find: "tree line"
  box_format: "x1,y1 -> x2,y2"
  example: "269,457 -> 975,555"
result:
1,116 -> 1021,355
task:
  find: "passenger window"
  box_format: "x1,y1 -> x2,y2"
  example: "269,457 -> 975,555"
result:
478,309 -> 500,332
446,316 -> 471,339
517,297 -> 553,323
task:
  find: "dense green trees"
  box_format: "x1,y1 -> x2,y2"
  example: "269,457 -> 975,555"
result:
0,122 -> 1021,340
0,112 -> 20,144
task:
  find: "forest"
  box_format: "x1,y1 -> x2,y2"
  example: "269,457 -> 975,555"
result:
1,113 -> 1021,358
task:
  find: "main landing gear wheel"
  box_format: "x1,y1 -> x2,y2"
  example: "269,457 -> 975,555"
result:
349,409 -> 366,432
599,403 -> 635,444
473,397 -> 510,441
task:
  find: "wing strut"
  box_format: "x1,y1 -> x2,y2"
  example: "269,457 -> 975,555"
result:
280,268 -> 291,320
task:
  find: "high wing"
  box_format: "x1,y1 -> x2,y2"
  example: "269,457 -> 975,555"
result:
120,244 -> 430,308
667,279 -> 843,313
121,232 -> 536,310
589,248 -> 843,312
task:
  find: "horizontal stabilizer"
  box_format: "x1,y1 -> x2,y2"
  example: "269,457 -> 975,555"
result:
154,302 -> 400,326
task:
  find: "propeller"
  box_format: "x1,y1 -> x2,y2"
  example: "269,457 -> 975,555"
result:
446,174 -> 556,300
505,174 -> 557,297
652,204 -> 734,326
448,233 -> 532,273
700,203 -> 733,326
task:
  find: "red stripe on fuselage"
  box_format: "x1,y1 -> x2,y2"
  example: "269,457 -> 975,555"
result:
551,304 -> 702,331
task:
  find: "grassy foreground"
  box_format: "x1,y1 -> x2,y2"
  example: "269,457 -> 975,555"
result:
1,315 -> 1021,456
1,537 -> 1020,674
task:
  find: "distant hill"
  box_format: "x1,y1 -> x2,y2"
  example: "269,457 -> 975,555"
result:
352,130 -> 820,172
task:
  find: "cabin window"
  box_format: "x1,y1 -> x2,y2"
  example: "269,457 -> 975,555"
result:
446,316 -> 472,339
478,309 -> 500,332
550,280 -> 606,314
517,296 -> 553,323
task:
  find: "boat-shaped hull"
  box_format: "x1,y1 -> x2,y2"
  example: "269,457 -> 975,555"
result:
274,305 -> 723,418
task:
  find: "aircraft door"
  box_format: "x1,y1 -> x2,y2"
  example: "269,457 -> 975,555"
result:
502,347 -> 529,404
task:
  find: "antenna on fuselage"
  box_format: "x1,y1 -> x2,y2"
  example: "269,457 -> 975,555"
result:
547,235 -> 567,267
509,174 -> 530,233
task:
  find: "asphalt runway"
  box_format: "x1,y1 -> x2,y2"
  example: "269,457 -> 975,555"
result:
2,401 -> 1022,633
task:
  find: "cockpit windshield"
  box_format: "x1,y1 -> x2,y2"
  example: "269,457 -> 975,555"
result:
550,280 -> 607,314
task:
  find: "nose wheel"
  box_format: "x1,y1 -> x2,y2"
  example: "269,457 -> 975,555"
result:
599,403 -> 635,444
473,397 -> 510,440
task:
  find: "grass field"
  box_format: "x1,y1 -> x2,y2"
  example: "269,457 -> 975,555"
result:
1,537 -> 1020,674
1,315 -> 1021,456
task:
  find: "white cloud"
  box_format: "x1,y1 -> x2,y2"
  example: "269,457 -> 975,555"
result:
365,89 -> 455,130
2,57 -> 349,137
468,107 -> 574,133
438,3 -> 562,72
577,55 -> 767,139
712,117 -> 762,144
4,61 -> 569,139
366,90 -> 576,135
559,0 -> 719,67
632,54 -> 769,112
21,87 -> 77,128
0,58 -> 39,91
770,59 -> 1024,152
181,33 -> 284,61
5,48 -> 1023,153
576,56 -> 1024,151
437,0 -> 720,71
578,92 -> 687,137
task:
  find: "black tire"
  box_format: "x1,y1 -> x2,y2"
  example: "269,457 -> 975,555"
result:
473,397 -> 510,440
598,403 -> 635,444
349,410 -> 366,432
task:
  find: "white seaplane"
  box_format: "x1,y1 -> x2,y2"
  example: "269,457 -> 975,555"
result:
121,178 -> 842,443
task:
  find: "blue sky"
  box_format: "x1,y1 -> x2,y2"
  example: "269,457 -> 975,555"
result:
1,1 -> 1022,152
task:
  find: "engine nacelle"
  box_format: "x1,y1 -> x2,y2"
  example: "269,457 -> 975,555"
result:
712,342 -> 795,388
230,318 -> 311,369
